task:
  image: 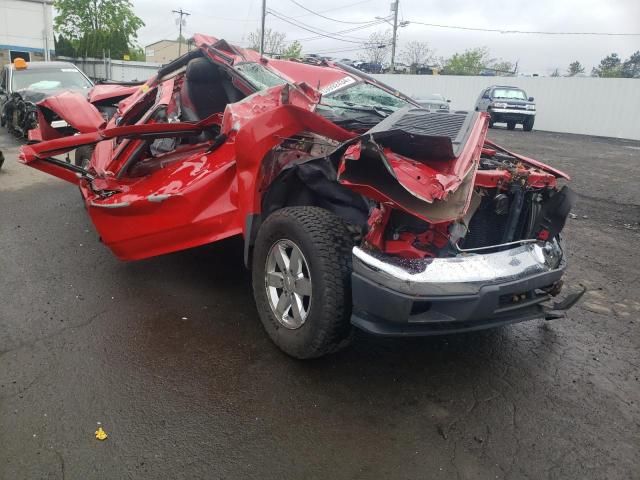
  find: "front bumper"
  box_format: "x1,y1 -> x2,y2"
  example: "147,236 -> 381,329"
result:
350,241 -> 575,336
490,108 -> 535,123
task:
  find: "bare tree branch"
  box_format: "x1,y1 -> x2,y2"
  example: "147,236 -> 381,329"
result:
247,28 -> 287,55
359,30 -> 391,65
401,41 -> 432,66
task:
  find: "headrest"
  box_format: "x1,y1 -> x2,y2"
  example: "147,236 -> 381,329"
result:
185,57 -> 223,83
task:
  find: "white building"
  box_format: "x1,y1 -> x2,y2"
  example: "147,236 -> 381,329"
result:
145,39 -> 191,64
0,0 -> 54,66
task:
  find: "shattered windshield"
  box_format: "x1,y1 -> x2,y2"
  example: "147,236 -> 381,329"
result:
234,62 -> 287,90
12,67 -> 93,91
322,82 -> 409,111
317,82 -> 410,130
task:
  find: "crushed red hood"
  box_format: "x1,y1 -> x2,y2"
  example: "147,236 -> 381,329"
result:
39,92 -> 105,131
338,108 -> 488,223
87,83 -> 141,104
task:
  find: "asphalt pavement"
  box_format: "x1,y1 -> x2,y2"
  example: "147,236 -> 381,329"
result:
1,127 -> 639,479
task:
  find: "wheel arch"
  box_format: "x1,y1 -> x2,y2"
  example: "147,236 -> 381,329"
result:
232,105 -> 352,220
243,162 -> 370,268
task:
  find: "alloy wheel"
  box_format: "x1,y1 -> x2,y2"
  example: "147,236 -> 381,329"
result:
264,239 -> 313,329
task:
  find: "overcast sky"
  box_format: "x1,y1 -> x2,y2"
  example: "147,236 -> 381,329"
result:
133,0 -> 639,74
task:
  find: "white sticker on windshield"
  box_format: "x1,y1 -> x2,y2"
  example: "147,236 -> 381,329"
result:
320,76 -> 356,94
60,68 -> 77,72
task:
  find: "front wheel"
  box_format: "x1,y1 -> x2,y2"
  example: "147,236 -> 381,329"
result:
523,117 -> 535,132
507,121 -> 516,130
5,107 -> 16,134
252,207 -> 354,359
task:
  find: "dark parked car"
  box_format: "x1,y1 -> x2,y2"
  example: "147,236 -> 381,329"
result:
352,61 -> 383,74
0,60 -> 94,137
475,85 -> 536,131
415,93 -> 451,112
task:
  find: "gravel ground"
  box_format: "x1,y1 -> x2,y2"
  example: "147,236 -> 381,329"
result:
1,127 -> 639,479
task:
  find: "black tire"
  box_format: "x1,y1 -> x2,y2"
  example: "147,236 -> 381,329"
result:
12,99 -> 28,138
252,207 -> 354,359
5,107 -> 15,133
507,121 -> 516,130
523,117 -> 534,132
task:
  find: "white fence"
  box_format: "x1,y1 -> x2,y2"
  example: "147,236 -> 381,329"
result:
374,74 -> 640,141
58,56 -> 161,83
58,56 -> 640,140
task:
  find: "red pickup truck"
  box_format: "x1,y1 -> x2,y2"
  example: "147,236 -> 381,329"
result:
19,34 -> 583,358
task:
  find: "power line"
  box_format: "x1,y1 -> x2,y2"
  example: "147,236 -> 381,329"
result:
290,0 -> 372,19
241,0 -> 257,40
311,46 -> 369,55
174,12 -> 258,22
268,9 -> 378,44
267,8 -> 387,44
158,1 -> 372,23
269,8 -> 380,41
293,19 -> 388,43
408,21 -> 640,36
287,0 -> 376,25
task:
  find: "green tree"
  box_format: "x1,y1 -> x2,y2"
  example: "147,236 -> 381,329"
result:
53,0 -> 144,58
54,35 -> 77,57
282,40 -> 303,60
591,53 -> 622,77
567,61 -> 585,76
490,60 -> 516,75
128,47 -> 145,61
442,47 -> 492,75
621,51 -> 640,78
550,68 -> 561,77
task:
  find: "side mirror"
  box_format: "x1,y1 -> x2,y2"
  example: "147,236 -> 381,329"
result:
446,99 -> 451,103
528,96 -> 534,102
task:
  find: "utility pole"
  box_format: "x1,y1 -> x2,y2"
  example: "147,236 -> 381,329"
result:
172,8 -> 191,56
390,0 -> 399,73
260,0 -> 267,56
41,1 -> 51,61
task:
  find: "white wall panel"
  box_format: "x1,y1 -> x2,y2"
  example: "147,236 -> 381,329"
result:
0,0 -> 54,51
373,74 -> 640,140
49,58 -> 640,141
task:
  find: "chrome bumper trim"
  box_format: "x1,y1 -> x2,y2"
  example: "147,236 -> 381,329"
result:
490,108 -> 535,115
352,241 -> 563,296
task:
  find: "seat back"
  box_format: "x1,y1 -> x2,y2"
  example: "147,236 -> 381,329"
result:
180,58 -> 229,121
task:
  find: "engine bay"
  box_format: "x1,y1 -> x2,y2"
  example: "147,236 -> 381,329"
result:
259,108 -> 574,262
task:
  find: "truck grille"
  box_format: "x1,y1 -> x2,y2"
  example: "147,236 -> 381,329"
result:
392,111 -> 467,140
368,108 -> 480,158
